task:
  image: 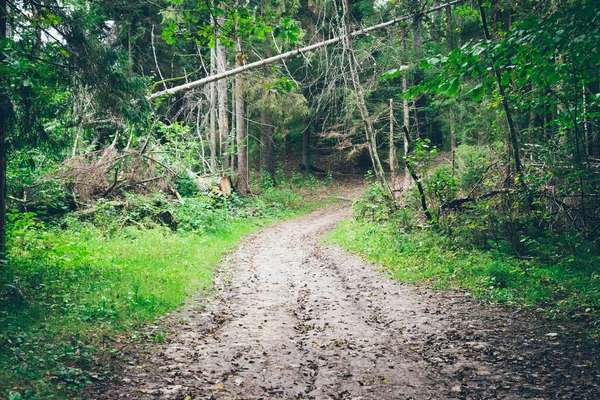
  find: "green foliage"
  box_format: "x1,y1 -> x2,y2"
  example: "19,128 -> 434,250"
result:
1,219 -> 230,398
422,165 -> 458,206
174,175 -> 200,197
261,172 -> 275,190
352,183 -> 393,223
454,144 -> 503,192
0,181 -> 334,399
327,218 -> 600,324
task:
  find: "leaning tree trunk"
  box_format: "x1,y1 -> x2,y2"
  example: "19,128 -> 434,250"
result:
0,0 -> 8,263
235,34 -> 249,196
477,0 -> 521,176
341,0 -> 391,198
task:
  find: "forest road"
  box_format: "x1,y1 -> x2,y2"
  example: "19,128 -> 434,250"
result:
95,200 -> 599,400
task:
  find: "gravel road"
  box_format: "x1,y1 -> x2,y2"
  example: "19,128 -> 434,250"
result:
94,203 -> 599,400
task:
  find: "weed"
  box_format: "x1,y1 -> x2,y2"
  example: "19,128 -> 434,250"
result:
326,218 -> 600,328
0,183 -> 336,399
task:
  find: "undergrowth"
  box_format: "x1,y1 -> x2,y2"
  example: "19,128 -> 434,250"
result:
0,175 -> 335,400
326,184 -> 600,335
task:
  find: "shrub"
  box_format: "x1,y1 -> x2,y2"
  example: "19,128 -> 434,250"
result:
454,143 -> 503,194
352,184 -> 394,222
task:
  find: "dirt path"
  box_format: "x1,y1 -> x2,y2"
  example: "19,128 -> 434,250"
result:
94,203 -> 599,400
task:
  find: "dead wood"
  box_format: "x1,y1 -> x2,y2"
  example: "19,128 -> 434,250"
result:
441,189 -> 513,210
219,176 -> 232,197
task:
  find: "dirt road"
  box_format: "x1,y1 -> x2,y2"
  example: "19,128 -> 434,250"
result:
95,203 -> 599,399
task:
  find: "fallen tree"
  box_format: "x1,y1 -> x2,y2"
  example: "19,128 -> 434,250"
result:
147,0 -> 465,101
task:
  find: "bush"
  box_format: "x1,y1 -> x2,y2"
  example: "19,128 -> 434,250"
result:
174,175 -> 200,197
454,143 -> 503,194
352,184 -> 394,222
170,195 -> 229,233
422,165 -> 459,208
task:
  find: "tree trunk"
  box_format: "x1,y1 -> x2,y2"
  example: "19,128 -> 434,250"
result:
389,98 -> 399,194
402,26 -> 412,190
217,14 -> 229,172
0,0 -> 7,263
261,113 -> 275,183
403,127 -> 432,221
413,10 -> 426,141
341,0 -> 391,198
209,16 -> 218,173
447,4 -> 457,173
231,81 -> 236,172
476,0 -> 522,176
235,34 -> 249,196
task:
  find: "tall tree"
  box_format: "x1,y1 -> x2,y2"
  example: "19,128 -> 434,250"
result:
235,32 -> 249,195
209,16 -> 218,173
216,12 -> 229,172
341,0 -> 391,198
0,0 -> 7,263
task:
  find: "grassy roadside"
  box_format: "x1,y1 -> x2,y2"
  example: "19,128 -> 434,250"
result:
326,218 -> 600,330
1,182 -> 338,400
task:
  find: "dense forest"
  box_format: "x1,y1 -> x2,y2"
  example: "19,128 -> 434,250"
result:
1,0 -> 599,398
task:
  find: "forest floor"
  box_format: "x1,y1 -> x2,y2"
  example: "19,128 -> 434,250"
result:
89,187 -> 600,400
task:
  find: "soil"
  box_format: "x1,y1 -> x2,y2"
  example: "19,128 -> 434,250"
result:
90,198 -> 600,399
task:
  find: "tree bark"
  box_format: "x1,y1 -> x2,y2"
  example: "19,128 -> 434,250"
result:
0,0 -> 8,263
230,80 -> 236,172
389,98 -> 399,194
413,9 -> 426,141
216,14 -> 229,172
402,26 -> 412,190
235,34 -> 248,196
403,127 -> 432,221
446,4 -> 457,174
209,16 -> 218,173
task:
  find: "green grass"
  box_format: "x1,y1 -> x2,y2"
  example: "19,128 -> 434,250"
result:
326,219 -> 600,323
1,182 -> 337,399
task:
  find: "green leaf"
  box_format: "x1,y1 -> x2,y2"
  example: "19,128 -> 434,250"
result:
447,78 -> 460,96
467,84 -> 484,101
